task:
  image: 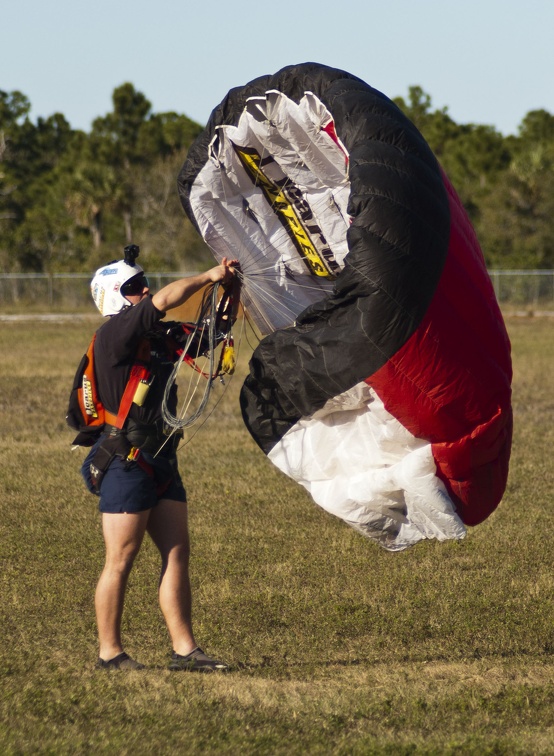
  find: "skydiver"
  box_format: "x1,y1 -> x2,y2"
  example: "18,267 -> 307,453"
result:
76,245 -> 238,671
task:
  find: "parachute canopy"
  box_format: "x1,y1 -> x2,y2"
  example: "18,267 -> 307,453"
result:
178,63 -> 512,551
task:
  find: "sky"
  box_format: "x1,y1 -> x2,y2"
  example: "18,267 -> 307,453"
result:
3,0 -> 553,137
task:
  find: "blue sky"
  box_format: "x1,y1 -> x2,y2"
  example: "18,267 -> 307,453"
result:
4,0 -> 553,136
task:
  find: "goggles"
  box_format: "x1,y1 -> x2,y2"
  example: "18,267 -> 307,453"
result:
121,274 -> 149,296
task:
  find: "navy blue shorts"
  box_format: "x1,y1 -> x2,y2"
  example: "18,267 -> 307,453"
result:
82,443 -> 187,514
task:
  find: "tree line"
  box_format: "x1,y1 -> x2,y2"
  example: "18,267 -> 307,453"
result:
1,82 -> 553,273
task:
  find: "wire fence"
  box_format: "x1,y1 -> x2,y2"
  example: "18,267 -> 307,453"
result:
1,270 -> 554,314
0,272 -> 194,313
488,270 -> 554,313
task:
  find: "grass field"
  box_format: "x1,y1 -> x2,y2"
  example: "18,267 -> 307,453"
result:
1,314 -> 554,754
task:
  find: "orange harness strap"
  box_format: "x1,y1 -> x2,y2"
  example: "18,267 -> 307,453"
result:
113,365 -> 147,427
113,339 -> 151,428
80,336 -> 152,431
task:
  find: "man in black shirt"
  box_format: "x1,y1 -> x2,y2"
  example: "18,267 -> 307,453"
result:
82,251 -> 237,671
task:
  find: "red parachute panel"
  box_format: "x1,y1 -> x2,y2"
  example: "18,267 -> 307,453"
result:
367,172 -> 512,525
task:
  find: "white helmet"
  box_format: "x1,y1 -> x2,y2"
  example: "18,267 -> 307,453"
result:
91,259 -> 145,316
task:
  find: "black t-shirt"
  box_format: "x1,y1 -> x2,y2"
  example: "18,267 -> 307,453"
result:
94,296 -> 180,427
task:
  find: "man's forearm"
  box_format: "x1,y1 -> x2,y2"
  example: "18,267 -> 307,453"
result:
151,272 -> 213,313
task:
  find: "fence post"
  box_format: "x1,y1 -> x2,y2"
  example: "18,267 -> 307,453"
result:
491,270 -> 500,302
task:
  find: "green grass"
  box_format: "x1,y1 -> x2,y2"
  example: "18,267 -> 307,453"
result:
1,316 -> 554,754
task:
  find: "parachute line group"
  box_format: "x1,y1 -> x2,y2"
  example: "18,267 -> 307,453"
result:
159,282 -> 248,451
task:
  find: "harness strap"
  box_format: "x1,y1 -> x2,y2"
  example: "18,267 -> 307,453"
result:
114,339 -> 151,429
104,410 -> 119,426
127,446 -> 172,497
115,364 -> 150,428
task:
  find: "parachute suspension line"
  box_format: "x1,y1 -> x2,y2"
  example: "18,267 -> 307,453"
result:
241,305 -> 263,352
230,256 -> 328,290
161,284 -> 220,432
234,269 -> 301,323
165,296 -> 249,452
232,256 -> 337,326
237,264 -> 332,294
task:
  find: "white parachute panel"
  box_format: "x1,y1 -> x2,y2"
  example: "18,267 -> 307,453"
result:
188,91 -> 351,335
268,382 -> 467,551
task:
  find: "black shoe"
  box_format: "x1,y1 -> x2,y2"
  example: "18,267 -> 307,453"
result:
169,647 -> 229,672
96,652 -> 145,670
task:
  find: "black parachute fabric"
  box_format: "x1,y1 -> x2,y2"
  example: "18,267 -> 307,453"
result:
178,63 -> 512,551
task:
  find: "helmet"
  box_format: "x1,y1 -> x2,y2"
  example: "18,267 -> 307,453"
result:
91,259 -> 145,316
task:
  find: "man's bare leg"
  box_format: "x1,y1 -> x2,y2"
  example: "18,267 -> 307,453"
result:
147,499 -> 196,656
95,510 -> 150,661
